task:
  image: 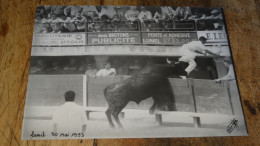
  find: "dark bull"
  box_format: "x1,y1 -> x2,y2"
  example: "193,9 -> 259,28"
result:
104,62 -> 177,128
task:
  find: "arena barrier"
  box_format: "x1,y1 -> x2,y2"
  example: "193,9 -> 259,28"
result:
23,75 -> 85,119
154,78 -> 242,128
24,75 -> 243,129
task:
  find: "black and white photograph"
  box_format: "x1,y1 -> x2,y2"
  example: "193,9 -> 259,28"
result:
22,5 -> 248,139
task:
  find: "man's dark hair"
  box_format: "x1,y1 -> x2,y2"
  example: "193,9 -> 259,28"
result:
199,36 -> 207,42
105,62 -> 111,65
64,90 -> 75,102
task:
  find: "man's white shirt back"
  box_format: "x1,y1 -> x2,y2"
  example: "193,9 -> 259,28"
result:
52,102 -> 87,133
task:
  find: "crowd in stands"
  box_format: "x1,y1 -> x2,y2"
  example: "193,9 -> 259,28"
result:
29,56 -> 147,76
29,56 -> 218,79
34,6 -> 224,33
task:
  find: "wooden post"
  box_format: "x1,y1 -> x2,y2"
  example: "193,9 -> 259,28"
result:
226,81 -> 235,115
193,117 -> 201,128
86,111 -> 90,120
155,114 -> 162,125
189,79 -> 201,128
189,79 -> 197,113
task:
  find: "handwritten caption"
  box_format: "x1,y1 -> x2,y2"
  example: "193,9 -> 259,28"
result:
227,118 -> 238,134
30,131 -> 85,138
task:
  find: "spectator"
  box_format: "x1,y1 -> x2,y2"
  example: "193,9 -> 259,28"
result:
154,8 -> 167,23
110,14 -> 122,31
40,17 -> 52,33
78,57 -> 94,72
125,6 -> 140,22
125,6 -> 140,31
206,9 -> 223,20
52,91 -> 87,134
64,6 -> 83,18
34,15 -> 44,33
96,62 -> 116,77
30,59 -> 47,74
82,6 -> 99,18
114,6 -> 126,20
45,6 -> 66,17
46,61 -> 62,74
160,6 -> 175,20
85,64 -> 98,76
173,7 -> 193,20
48,14 -> 63,33
215,57 -> 235,82
99,6 -> 117,19
129,59 -> 142,75
139,6 -> 153,30
183,7 -> 193,20
36,6 -> 48,19
72,12 -> 87,32
60,14 -> 77,32
63,58 -> 78,71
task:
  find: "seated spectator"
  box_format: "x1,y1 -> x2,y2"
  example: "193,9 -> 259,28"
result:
125,6 -> 139,22
114,6 -> 126,20
60,14 -> 77,32
183,7 -> 193,20
129,59 -> 142,75
82,6 -> 99,18
188,10 -> 202,20
173,7 -> 189,20
206,9 -> 223,20
100,14 -> 112,31
85,64 -> 98,76
36,6 -> 48,19
30,59 -> 47,74
63,58 -> 78,71
96,62 -> 116,77
215,57 -> 235,82
197,19 -> 216,30
99,6 -> 117,19
78,57 -> 94,72
48,14 -> 63,33
160,6 -> 175,20
97,6 -> 117,31
72,12 -> 87,32
40,17 -> 52,33
46,61 -> 62,74
34,15 -> 44,33
125,6 -> 140,31
45,6 -> 66,17
117,64 -> 129,75
64,6 -> 83,18
111,14 -> 122,31
139,6 -> 153,31
206,9 -> 224,30
154,8 -> 167,23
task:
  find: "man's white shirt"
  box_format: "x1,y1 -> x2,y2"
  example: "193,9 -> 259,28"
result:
52,102 -> 87,133
96,68 -> 116,77
179,41 -> 207,59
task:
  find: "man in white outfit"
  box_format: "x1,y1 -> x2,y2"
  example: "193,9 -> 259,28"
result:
167,37 -> 219,76
52,91 -> 87,134
96,62 -> 116,77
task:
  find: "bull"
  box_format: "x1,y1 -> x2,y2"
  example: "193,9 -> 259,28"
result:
104,61 -> 177,128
